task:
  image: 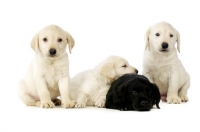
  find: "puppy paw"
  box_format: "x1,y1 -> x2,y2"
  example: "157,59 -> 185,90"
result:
75,102 -> 86,108
27,101 -> 41,107
62,100 -> 76,108
40,101 -> 55,108
120,107 -> 128,111
95,101 -> 105,108
52,98 -> 61,106
179,95 -> 189,102
167,96 -> 181,104
91,101 -> 95,106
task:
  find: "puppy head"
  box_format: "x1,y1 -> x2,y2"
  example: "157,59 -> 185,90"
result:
99,56 -> 138,80
113,78 -> 160,111
31,25 -> 75,58
145,21 -> 180,53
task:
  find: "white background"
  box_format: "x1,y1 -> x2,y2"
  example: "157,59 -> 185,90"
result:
0,0 -> 200,132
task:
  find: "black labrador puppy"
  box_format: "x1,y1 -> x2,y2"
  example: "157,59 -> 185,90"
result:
105,74 -> 160,111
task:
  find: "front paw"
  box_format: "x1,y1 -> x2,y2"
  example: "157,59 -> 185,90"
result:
167,96 -> 181,104
40,101 -> 55,108
179,94 -> 189,102
75,102 -> 86,108
120,107 -> 128,111
95,101 -> 105,108
62,100 -> 76,108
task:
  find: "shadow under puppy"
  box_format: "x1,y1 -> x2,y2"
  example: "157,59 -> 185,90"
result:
105,74 -> 160,111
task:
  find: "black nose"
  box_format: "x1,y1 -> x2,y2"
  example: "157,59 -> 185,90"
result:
162,43 -> 168,49
49,49 -> 56,55
141,101 -> 149,106
135,69 -> 138,74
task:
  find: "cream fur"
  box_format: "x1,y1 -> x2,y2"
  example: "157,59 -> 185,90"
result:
142,22 -> 190,104
18,25 -> 75,108
69,55 -> 138,108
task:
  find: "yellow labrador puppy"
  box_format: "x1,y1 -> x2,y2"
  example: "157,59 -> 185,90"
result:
143,22 -> 190,104
18,25 -> 75,108
70,55 -> 138,108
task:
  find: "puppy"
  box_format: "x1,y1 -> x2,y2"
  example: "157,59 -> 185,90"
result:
105,74 -> 160,111
18,25 -> 75,108
143,22 -> 190,104
69,55 -> 138,108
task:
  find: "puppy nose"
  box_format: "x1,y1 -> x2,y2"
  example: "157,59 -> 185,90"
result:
162,43 -> 168,49
141,101 -> 149,106
135,69 -> 138,74
49,48 -> 56,55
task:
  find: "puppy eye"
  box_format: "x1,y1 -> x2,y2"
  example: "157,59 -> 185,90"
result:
43,38 -> 47,42
58,38 -> 62,42
132,91 -> 138,96
170,34 -> 173,37
122,65 -> 127,68
155,33 -> 160,36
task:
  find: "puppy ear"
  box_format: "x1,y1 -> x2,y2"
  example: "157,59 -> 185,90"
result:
100,63 -> 115,79
113,84 -> 126,105
176,30 -> 180,53
152,84 -> 161,109
30,33 -> 39,52
65,31 -> 75,54
145,27 -> 151,50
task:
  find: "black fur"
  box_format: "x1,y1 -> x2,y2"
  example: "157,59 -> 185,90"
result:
105,74 -> 161,111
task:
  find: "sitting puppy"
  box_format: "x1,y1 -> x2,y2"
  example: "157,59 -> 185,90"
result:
143,22 -> 190,103
18,25 -> 75,108
105,74 -> 160,111
69,56 -> 138,108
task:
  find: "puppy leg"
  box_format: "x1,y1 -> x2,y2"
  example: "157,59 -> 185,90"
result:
34,77 -> 55,108
75,92 -> 88,108
93,87 -> 109,108
18,80 -> 40,106
167,73 -> 181,104
19,91 -> 41,106
178,79 -> 190,102
59,77 -> 75,108
95,96 -> 106,108
167,95 -> 181,104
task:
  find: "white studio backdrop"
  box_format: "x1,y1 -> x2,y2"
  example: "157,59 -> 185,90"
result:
0,0 -> 200,132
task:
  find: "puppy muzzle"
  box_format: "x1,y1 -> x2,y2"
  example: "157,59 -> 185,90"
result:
49,48 -> 57,57
132,100 -> 152,111
160,42 -> 169,53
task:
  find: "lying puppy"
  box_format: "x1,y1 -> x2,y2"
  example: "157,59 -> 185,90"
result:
69,55 -> 138,108
143,21 -> 190,104
18,25 -> 75,108
105,74 -> 160,111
